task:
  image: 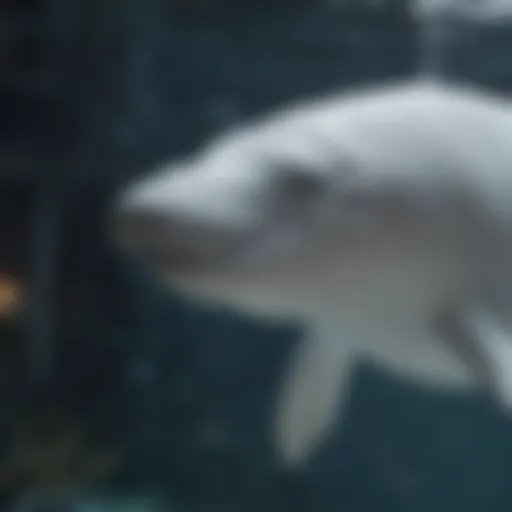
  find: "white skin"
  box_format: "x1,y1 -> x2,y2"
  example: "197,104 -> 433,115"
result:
113,78 -> 512,469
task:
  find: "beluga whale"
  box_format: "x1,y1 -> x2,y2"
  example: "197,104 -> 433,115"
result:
112,78 -> 512,469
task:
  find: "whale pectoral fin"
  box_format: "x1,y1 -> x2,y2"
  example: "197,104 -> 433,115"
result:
273,326 -> 354,468
458,304 -> 512,411
437,300 -> 512,411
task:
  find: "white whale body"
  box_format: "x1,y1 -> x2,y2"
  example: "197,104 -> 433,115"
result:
113,79 -> 512,468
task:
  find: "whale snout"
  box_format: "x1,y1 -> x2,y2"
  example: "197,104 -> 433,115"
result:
111,168 -> 258,273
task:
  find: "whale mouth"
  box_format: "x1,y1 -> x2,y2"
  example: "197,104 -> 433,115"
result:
111,171 -> 316,279
113,203 -> 261,275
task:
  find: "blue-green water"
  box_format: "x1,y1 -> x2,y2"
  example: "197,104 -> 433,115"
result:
2,1 -> 512,511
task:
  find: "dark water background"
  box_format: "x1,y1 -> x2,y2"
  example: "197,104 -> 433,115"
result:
1,1 -> 512,510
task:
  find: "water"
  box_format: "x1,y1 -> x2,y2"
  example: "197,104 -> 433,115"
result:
411,0 -> 512,78
5,2 -> 512,512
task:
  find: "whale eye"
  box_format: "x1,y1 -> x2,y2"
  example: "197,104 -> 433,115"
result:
271,147 -> 365,214
264,163 -> 332,224
276,163 -> 327,204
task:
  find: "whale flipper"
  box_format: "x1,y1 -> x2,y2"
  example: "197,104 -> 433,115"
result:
435,297 -> 512,412
273,325 -> 355,468
458,302 -> 512,410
